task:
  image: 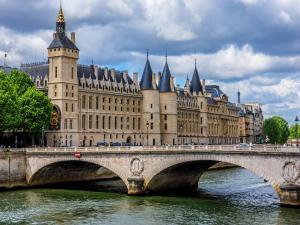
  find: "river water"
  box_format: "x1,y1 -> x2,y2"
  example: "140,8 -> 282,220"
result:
0,168 -> 299,225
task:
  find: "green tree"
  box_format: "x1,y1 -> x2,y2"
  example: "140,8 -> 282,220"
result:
263,116 -> 290,144
0,70 -> 52,144
289,124 -> 300,139
19,87 -> 52,135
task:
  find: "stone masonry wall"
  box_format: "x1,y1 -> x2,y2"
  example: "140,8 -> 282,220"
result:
0,151 -> 27,188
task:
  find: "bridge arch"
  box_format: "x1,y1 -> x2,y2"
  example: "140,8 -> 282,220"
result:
27,158 -> 129,190
144,157 -> 281,196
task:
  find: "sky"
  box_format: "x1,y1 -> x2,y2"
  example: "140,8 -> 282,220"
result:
1,0 -> 300,124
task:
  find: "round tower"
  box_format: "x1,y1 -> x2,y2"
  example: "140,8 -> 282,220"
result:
140,52 -> 161,146
158,56 -> 178,145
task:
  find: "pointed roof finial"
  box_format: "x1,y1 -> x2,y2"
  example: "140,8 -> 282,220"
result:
57,0 -> 65,23
146,49 -> 149,60
195,57 -> 197,68
166,49 -> 168,63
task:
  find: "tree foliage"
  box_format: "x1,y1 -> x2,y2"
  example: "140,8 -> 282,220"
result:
263,116 -> 290,144
289,124 -> 300,139
0,70 -> 52,136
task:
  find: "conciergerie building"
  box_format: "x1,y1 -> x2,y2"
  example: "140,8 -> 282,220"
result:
21,5 -> 240,147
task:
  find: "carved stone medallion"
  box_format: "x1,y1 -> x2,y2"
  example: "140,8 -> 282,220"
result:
130,158 -> 144,176
282,161 -> 299,184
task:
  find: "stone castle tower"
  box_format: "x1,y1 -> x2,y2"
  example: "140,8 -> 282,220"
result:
47,4 -> 80,146
158,56 -> 178,145
139,53 -> 161,146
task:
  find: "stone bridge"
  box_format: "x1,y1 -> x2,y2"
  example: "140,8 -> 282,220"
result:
1,145 -> 300,207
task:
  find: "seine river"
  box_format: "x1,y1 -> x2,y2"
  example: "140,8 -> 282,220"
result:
0,168 -> 299,225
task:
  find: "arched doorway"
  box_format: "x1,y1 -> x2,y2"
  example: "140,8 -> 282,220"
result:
127,136 -> 132,144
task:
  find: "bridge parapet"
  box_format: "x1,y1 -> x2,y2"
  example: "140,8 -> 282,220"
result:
18,145 -> 300,154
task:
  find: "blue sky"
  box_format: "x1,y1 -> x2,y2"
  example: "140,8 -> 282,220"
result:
1,0 -> 300,124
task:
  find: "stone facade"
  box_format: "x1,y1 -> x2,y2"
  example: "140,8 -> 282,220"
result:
238,103 -> 264,144
20,5 -> 240,147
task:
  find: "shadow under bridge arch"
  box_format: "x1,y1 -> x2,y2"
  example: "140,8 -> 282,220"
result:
28,160 -> 128,191
144,159 -> 280,197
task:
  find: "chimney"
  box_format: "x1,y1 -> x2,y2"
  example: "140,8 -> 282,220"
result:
157,72 -> 162,86
133,72 -> 138,84
170,76 -> 175,91
71,32 -> 76,43
104,67 -> 109,79
202,79 -> 206,93
94,65 -> 99,80
111,69 -> 116,80
152,73 -> 157,89
123,71 -> 128,82
238,89 -> 241,104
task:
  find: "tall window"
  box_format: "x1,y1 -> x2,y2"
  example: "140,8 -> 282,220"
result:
71,104 -> 74,112
133,118 -> 135,130
82,115 -> 86,130
108,116 -> 111,129
89,115 -> 93,129
89,96 -> 93,109
115,117 -> 118,129
96,97 -> 99,110
102,116 -> 105,129
70,119 -> 73,130
65,103 -> 68,112
71,67 -> 74,79
82,95 -> 86,109
64,119 -> 68,129
96,115 -> 99,129
55,67 -> 58,78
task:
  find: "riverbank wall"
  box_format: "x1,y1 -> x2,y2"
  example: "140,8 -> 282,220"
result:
0,151 -> 27,188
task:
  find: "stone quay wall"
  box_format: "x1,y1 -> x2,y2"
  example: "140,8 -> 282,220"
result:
0,151 -> 27,188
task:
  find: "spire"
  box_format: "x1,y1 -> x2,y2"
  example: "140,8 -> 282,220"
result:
238,89 -> 241,104
190,60 -> 203,95
56,1 -> 66,33
159,55 -> 172,92
184,74 -> 190,87
140,51 -> 154,90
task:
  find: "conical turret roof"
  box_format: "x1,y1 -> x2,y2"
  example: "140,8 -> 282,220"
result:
190,61 -> 203,95
139,52 -> 153,90
159,57 -> 172,92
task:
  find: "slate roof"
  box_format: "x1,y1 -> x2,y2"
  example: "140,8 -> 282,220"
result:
139,56 -> 153,90
190,66 -> 203,94
205,85 -> 224,98
159,61 -> 172,92
48,33 -> 79,50
20,63 -> 49,81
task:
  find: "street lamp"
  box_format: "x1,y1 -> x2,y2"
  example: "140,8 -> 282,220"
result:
146,121 -> 149,146
180,124 -> 183,145
41,126 -> 45,147
295,116 -> 299,147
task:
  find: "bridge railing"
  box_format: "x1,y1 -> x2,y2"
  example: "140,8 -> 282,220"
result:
18,144 -> 300,153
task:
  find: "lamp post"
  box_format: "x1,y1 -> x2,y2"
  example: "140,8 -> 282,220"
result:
41,126 -> 44,147
295,116 -> 299,147
146,121 -> 149,146
180,124 -> 183,145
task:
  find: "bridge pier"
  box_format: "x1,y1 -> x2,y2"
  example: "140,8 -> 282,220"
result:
279,184 -> 300,207
127,177 -> 145,195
